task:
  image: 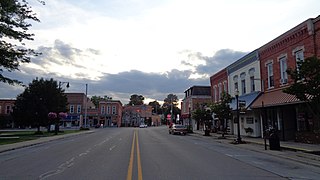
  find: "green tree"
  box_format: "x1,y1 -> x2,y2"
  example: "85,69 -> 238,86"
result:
162,94 -> 180,123
0,0 -> 43,85
91,95 -> 112,107
284,56 -> 320,131
210,91 -> 232,137
128,94 -> 144,106
12,78 -> 68,133
191,106 -> 212,135
148,100 -> 162,114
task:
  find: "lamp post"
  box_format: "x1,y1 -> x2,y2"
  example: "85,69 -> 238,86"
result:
235,89 -> 242,143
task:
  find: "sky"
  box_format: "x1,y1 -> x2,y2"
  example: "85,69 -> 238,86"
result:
1,0 -> 320,105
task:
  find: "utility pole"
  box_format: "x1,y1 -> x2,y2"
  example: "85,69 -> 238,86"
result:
84,84 -> 88,128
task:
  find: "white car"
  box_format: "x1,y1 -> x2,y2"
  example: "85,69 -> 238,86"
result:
139,124 -> 147,128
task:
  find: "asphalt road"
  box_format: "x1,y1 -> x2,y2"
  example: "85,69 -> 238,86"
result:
0,126 -> 319,180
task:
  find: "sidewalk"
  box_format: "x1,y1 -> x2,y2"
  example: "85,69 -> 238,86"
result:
0,130 -> 94,153
191,130 -> 320,167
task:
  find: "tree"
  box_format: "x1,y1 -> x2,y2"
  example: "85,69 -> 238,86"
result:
12,78 -> 68,133
284,56 -> 320,131
91,95 -> 112,107
0,0 -> 43,85
192,106 -> 212,135
210,91 -> 232,137
162,94 -> 180,123
128,94 -> 144,106
148,100 -> 162,114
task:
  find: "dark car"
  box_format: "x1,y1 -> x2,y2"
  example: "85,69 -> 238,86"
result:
169,124 -> 187,135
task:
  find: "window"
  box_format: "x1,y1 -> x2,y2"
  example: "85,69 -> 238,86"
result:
6,105 -> 11,114
101,105 -> 105,114
267,62 -> 274,88
279,56 -> 288,84
214,86 -> 217,102
240,73 -> 246,94
233,75 -> 238,93
250,76 -> 255,92
295,50 -> 304,71
112,106 -> 116,115
70,105 -> 74,113
107,106 -> 111,114
246,117 -> 254,124
223,81 -> 227,92
0,105 -> 2,114
218,83 -> 222,100
77,105 -> 81,113
249,68 -> 255,92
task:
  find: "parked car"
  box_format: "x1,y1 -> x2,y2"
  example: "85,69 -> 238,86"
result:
169,124 -> 187,135
139,124 -> 147,128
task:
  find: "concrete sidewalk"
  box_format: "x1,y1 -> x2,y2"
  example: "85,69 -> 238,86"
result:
0,130 -> 94,153
192,130 -> 320,153
191,130 -> 320,168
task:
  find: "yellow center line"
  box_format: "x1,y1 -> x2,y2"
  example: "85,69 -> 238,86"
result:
136,131 -> 143,180
126,131 -> 135,180
126,130 -> 143,180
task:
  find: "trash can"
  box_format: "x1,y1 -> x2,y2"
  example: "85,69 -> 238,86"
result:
269,132 -> 280,150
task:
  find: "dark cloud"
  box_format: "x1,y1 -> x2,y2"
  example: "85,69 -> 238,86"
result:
1,45 -> 247,104
183,49 -> 248,76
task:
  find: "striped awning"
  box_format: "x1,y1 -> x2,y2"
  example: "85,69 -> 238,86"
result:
251,89 -> 303,108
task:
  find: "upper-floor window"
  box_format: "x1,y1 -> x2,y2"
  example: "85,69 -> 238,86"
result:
267,62 -> 274,88
233,75 -> 238,95
0,105 -> 2,114
77,105 -> 81,113
249,68 -> 255,92
279,56 -> 288,84
218,83 -> 222,100
214,86 -> 217,102
107,106 -> 111,114
223,81 -> 227,92
112,106 -> 116,114
240,72 -> 246,94
6,105 -> 11,114
295,49 -> 304,71
101,105 -> 105,114
70,105 -> 74,114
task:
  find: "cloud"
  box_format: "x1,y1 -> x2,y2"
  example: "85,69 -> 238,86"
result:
1,44 -> 247,104
179,49 -> 248,77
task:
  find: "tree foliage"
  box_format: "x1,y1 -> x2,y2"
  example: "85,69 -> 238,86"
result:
91,95 -> 112,107
284,56 -> 320,130
148,100 -> 162,114
128,94 -> 144,106
0,0 -> 42,85
209,91 -> 232,136
162,94 -> 180,120
12,78 -> 68,131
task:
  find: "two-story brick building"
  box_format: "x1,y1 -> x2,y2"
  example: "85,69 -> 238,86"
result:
122,105 -> 152,127
98,100 -> 123,127
0,99 -> 15,128
251,15 -> 320,141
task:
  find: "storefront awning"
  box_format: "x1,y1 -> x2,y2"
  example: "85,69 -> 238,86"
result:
230,91 -> 261,110
251,89 -> 303,108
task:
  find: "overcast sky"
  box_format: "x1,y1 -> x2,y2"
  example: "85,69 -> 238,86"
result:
1,0 -> 320,104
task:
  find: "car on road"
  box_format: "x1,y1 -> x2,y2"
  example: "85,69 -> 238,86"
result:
169,124 -> 187,135
139,124 -> 147,128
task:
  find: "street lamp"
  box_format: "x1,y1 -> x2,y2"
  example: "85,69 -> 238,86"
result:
235,89 -> 242,143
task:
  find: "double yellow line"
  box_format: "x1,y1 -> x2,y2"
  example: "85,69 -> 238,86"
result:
127,130 -> 143,180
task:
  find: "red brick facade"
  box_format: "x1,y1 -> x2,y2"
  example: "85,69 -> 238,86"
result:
210,68 -> 228,102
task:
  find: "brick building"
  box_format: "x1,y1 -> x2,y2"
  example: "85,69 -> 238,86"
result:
98,100 -> 123,127
0,99 -> 15,128
181,86 -> 211,131
210,68 -> 228,103
251,15 -> 320,141
122,105 -> 152,127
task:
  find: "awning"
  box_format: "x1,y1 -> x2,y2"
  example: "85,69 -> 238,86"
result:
251,89 -> 303,108
230,91 -> 261,110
